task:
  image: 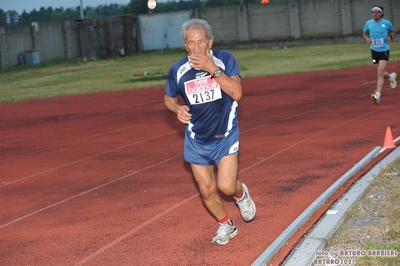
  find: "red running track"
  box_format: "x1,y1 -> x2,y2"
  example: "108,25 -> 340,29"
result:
1,63 -> 399,265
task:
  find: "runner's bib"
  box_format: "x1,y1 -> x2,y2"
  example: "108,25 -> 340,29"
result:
371,38 -> 384,47
184,76 -> 222,105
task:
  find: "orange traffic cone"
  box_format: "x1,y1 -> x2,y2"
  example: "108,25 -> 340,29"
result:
261,0 -> 270,4
383,127 -> 395,148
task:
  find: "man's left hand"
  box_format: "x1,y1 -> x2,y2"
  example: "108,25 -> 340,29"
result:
188,52 -> 216,74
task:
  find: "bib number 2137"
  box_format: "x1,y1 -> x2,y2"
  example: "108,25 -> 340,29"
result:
185,76 -> 222,105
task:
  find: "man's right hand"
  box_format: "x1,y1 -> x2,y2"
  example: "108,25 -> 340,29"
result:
176,105 -> 192,124
164,95 -> 192,124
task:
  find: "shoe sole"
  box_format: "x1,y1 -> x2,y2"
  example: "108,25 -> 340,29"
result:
244,198 -> 256,222
241,183 -> 256,222
390,73 -> 397,89
390,80 -> 397,89
211,227 -> 238,245
370,94 -> 379,105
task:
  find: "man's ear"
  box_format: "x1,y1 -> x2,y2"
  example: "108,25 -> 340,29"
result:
209,38 -> 214,48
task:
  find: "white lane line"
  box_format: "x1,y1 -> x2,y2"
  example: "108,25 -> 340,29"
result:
74,193 -> 199,266
0,131 -> 177,187
0,154 -> 181,229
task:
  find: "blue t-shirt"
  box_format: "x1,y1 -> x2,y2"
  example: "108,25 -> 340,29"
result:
165,50 -> 241,145
363,18 -> 394,52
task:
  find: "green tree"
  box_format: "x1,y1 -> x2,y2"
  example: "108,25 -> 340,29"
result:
123,0 -> 150,15
204,0 -> 230,7
65,7 -> 81,20
95,4 -> 122,17
3,0 -> 233,26
18,11 -> 31,26
51,9 -> 68,22
85,8 -> 99,19
158,1 -> 179,12
7,10 -> 19,26
204,0 -> 259,6
0,9 -> 7,26
30,9 -> 41,23
37,7 -> 51,22
135,0 -> 204,14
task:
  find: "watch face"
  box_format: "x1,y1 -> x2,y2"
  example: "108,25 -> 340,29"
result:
214,70 -> 222,78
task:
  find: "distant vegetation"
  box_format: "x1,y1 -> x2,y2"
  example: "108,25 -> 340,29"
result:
0,0 -> 260,27
1,43 -> 399,103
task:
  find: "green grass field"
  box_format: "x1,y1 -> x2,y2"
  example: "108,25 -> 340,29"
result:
0,42 -> 399,103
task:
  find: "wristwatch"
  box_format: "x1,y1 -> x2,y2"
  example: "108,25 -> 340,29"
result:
213,69 -> 222,78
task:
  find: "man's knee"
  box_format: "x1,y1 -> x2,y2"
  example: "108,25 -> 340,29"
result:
218,182 -> 236,196
198,182 -> 217,199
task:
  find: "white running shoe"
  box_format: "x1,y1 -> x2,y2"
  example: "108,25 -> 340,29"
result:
390,72 -> 397,89
370,93 -> 380,105
235,183 -> 256,222
211,220 -> 238,245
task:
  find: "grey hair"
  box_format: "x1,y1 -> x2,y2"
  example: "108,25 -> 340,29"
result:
181,18 -> 213,42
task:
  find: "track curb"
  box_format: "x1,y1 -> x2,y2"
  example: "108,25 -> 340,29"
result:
252,146 -> 400,266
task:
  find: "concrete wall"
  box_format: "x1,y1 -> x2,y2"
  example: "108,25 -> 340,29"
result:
0,0 -> 398,70
198,0 -> 398,44
0,15 -> 139,69
0,26 -> 32,68
139,11 -> 191,51
35,22 -> 65,62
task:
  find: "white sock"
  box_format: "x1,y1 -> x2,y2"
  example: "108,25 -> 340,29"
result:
389,73 -> 395,81
375,91 -> 381,98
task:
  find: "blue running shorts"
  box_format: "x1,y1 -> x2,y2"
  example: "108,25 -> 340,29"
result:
183,126 -> 239,166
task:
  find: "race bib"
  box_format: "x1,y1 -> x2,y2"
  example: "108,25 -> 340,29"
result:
372,38 -> 384,47
184,76 -> 222,105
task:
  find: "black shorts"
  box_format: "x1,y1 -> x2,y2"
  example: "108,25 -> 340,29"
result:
371,49 -> 390,64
